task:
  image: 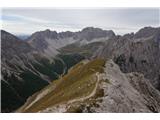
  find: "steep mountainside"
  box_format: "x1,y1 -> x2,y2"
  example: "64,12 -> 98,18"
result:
1,30 -> 84,112
97,27 -> 160,90
27,29 -> 75,57
1,30 -> 44,112
17,59 -> 160,113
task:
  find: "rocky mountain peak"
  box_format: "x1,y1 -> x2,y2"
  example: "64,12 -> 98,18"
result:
123,32 -> 135,39
29,29 -> 58,40
44,29 -> 51,32
77,27 -> 115,41
135,26 -> 160,38
81,27 -> 101,32
1,30 -> 21,41
59,31 -> 75,38
1,30 -> 35,62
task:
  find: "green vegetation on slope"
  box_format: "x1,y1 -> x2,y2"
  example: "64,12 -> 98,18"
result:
60,42 -> 104,58
2,53 -> 84,112
32,53 -> 85,80
21,59 -> 106,112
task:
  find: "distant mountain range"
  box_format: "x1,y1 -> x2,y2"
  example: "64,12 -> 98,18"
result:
1,26 -> 160,112
17,34 -> 30,40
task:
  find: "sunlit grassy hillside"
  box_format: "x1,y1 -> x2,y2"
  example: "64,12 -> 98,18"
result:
18,59 -> 105,112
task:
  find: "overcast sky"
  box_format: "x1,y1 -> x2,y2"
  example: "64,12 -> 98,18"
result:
1,8 -> 159,35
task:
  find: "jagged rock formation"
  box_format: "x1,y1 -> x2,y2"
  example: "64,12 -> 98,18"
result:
75,27 -> 115,41
27,29 -> 75,57
17,59 -> 160,113
97,27 -> 160,90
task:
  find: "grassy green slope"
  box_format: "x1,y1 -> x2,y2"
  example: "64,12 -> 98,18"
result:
60,42 -> 104,57
20,59 -> 106,112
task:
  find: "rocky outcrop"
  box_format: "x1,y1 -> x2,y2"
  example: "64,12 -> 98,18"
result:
27,29 -> 74,56
91,60 -> 160,113
96,27 -> 160,90
75,27 -> 115,41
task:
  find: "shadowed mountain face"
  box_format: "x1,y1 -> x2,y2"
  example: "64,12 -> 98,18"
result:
1,30 -> 85,112
1,26 -> 160,113
1,30 -> 39,112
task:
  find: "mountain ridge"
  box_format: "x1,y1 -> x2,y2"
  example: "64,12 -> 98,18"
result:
17,59 -> 160,113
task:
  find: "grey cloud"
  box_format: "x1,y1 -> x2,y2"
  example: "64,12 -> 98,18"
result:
2,8 -> 159,35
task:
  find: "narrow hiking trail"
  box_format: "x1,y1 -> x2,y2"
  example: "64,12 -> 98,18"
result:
68,72 -> 100,104
40,72 -> 101,112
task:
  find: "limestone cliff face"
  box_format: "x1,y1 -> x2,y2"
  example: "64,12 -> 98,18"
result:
88,60 -> 160,113
17,59 -> 160,113
95,27 -> 160,90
